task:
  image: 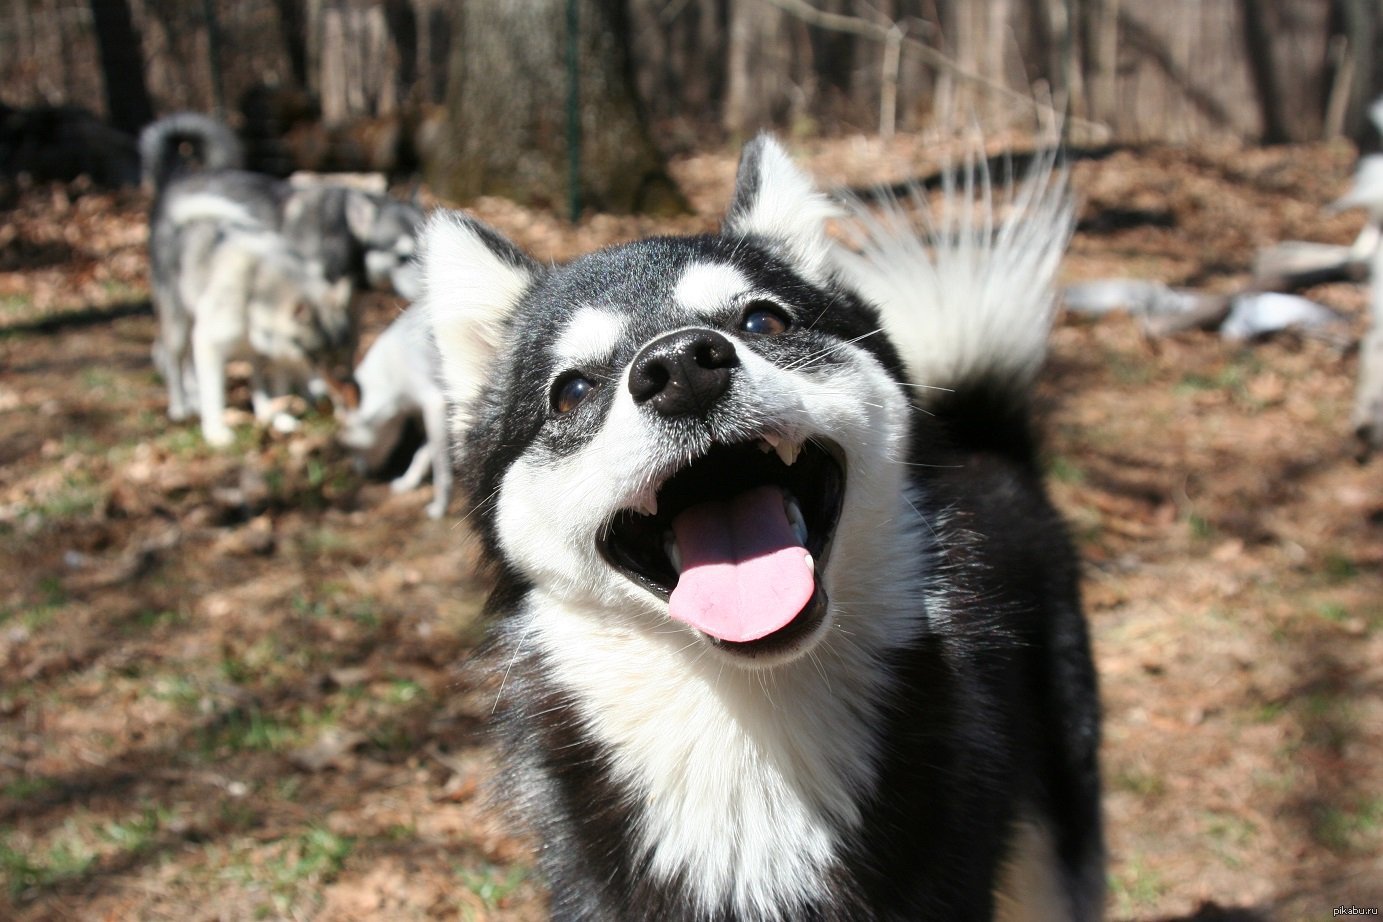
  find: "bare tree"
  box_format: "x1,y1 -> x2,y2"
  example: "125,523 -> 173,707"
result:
87,0 -> 154,133
430,0 -> 684,214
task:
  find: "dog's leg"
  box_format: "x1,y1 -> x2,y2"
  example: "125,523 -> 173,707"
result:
160,318 -> 194,422
250,360 -> 275,423
422,394 -> 452,519
192,330 -> 235,447
390,441 -> 433,495
252,360 -> 301,433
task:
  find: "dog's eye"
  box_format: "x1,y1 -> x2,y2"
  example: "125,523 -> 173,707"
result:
740,302 -> 789,336
552,373 -> 597,414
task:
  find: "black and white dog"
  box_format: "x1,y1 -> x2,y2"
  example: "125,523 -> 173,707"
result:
422,137 -> 1103,921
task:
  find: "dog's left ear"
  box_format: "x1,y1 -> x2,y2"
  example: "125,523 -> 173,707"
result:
723,135 -> 838,284
421,211 -> 541,429
344,190 -> 379,242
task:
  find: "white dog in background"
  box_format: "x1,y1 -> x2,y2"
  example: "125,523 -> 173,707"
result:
336,303 -> 452,518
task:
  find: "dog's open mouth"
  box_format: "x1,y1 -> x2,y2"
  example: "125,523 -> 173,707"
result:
598,437 -> 844,655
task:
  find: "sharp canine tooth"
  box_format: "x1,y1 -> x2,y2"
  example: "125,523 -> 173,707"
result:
664,532 -> 683,573
804,552 -> 814,573
762,432 -> 781,448
784,495 -> 808,545
636,494 -> 658,516
775,438 -> 800,466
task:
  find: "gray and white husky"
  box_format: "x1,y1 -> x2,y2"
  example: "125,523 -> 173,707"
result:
422,136 -> 1103,921
159,219 -> 354,447
336,302 -> 453,519
140,113 -> 424,440
140,113 -> 424,301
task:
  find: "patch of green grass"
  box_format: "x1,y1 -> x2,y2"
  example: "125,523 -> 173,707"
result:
1186,511 -> 1215,541
100,806 -> 168,853
150,674 -> 204,711
367,723 -> 419,754
1202,810 -> 1257,869
80,367 -> 117,393
349,604 -> 381,629
198,707 -> 298,756
386,679 -> 425,704
289,594 -> 330,620
1176,353 -> 1263,399
1104,350 -> 1153,386
1314,797 -> 1383,854
1321,552 -> 1359,584
299,527 -> 353,556
123,608 -> 184,635
0,577 -> 68,630
455,861 -> 529,913
0,826 -> 96,897
2,777 -> 57,800
1045,454 -> 1086,485
1314,602 -> 1351,624
1111,767 -> 1167,798
1251,699 -> 1288,723
98,278 -> 144,303
1109,855 -> 1167,916
218,826 -> 355,919
23,473 -> 104,525
0,292 -> 32,319
156,426 -> 207,459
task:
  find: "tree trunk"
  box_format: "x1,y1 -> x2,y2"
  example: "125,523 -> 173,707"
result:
87,0 -> 154,134
431,0 -> 685,215
1239,0 -> 1289,142
273,0 -> 311,87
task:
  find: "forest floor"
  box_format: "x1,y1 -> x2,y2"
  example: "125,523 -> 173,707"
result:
1,136 -> 1381,921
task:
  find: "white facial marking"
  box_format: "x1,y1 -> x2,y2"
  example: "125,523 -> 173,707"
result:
674,263 -> 751,317
553,307 -> 627,370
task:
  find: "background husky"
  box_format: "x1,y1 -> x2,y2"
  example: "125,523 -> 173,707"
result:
140,112 -> 424,300
140,112 -> 424,434
421,136 -> 1102,921
163,220 -> 354,447
337,302 -> 453,519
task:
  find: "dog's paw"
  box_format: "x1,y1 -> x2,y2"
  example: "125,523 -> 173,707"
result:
203,426 -> 235,448
271,412 -> 300,434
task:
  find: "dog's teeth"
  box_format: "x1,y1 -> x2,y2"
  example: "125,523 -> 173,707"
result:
784,494 -> 808,545
774,439 -> 801,467
803,552 -> 814,573
636,494 -> 658,517
664,532 -> 683,574
756,438 -> 774,454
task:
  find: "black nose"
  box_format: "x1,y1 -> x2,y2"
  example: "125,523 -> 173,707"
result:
628,328 -> 738,418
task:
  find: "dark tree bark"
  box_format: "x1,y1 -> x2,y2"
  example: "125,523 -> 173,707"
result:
430,0 -> 685,215
1240,0 -> 1290,142
87,0 -> 154,133
272,0 -> 311,88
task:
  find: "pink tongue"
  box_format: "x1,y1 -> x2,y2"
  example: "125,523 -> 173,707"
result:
667,485 -> 815,643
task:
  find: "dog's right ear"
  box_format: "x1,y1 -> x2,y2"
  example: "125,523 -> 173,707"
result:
421,211 -> 540,428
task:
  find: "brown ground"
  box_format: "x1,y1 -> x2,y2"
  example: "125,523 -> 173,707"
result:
1,137 -> 1380,921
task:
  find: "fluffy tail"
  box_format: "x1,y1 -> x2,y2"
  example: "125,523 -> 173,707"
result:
138,112 -> 243,192
832,150 -> 1074,457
